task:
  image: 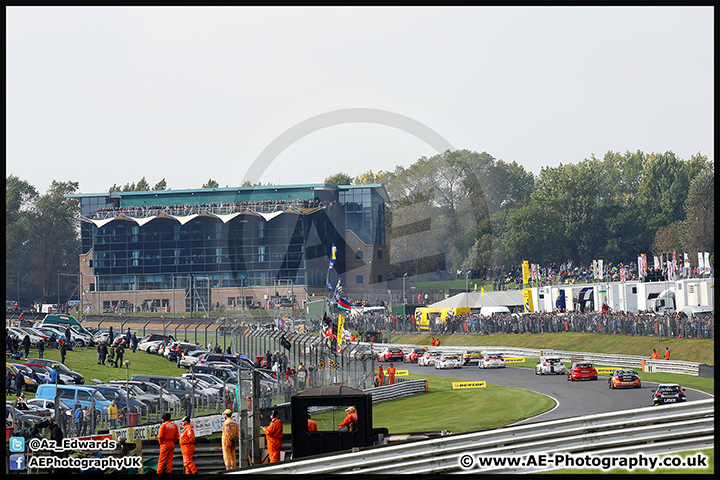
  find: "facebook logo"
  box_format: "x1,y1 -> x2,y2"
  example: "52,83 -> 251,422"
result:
10,454 -> 26,470
9,436 -> 25,452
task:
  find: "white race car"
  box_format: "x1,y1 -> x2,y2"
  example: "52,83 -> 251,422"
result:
535,357 -> 566,375
435,353 -> 462,369
418,351 -> 442,366
480,353 -> 506,369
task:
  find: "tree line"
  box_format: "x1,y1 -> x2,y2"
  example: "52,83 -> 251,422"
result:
6,149 -> 714,304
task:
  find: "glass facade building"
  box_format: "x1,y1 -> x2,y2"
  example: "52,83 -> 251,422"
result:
68,184 -> 388,310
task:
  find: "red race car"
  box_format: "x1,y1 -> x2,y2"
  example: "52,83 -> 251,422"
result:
404,348 -> 427,363
378,347 -> 405,362
567,362 -> 598,381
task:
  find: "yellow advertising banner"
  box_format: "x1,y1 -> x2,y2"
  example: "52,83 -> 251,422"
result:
504,357 -> 525,363
595,366 -> 621,375
522,260 -> 530,285
394,370 -> 409,376
452,381 -> 487,389
522,288 -> 534,312
337,313 -> 345,347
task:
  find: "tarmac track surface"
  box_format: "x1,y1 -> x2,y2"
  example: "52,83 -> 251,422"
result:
399,361 -> 714,423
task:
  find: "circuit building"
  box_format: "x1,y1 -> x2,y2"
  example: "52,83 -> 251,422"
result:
67,184 -> 388,314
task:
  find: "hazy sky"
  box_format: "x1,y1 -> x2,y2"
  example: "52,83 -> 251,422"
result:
6,6 -> 714,194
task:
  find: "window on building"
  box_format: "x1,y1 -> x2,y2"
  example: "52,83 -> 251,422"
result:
377,250 -> 382,259
355,250 -> 364,260
356,275 -> 364,284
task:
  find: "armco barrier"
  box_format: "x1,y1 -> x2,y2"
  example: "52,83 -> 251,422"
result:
229,399 -> 714,474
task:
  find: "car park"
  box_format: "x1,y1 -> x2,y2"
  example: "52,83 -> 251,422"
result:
567,362 -> 598,381
418,351 -> 442,367
35,384 -> 112,417
35,324 -> 94,347
25,358 -> 85,384
138,334 -> 176,352
6,364 -> 40,392
26,398 -> 74,421
132,374 -> 215,402
108,380 -> 180,410
435,353 -> 462,369
404,348 -> 427,363
8,326 -> 44,347
535,357 -> 566,375
6,402 -> 47,429
480,353 -> 506,369
196,352 -> 240,367
24,363 -> 74,385
378,347 -> 405,362
188,364 -> 239,383
88,384 -> 149,415
179,348 -> 210,367
462,349 -> 484,365
14,326 -> 51,342
651,383 -> 687,405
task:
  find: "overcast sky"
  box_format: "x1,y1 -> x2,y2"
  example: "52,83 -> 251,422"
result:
6,6 -> 714,194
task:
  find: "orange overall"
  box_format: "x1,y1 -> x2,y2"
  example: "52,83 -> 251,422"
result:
263,418 -> 284,463
222,416 -> 239,469
387,364 -> 396,385
157,420 -> 179,473
179,423 -> 197,474
377,366 -> 384,386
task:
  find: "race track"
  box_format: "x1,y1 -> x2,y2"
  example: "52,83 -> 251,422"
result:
400,361 -> 714,423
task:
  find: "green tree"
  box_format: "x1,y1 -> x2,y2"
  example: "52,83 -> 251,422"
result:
6,175 -> 39,302
26,180 -> 81,298
324,172 -> 354,186
153,178 -> 168,190
202,179 -> 219,189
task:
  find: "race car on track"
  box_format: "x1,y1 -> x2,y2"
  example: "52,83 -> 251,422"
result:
462,349 -> 484,365
535,357 -> 566,375
651,383 -> 687,405
480,353 -> 506,369
418,351 -> 442,367
566,362 -> 598,381
435,353 -> 462,369
404,348 -> 427,363
608,369 -> 641,389
378,347 -> 405,362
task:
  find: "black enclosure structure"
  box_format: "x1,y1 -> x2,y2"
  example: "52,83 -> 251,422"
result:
290,385 -> 386,458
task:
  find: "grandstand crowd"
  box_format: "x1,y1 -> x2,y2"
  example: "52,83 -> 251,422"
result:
308,310 -> 714,340
92,198 -> 333,218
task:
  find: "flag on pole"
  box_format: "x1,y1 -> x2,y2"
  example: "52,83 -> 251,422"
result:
336,295 -> 352,311
337,314 -> 346,351
481,286 -> 485,297
531,263 -> 538,281
326,243 -> 337,290
684,253 -> 690,277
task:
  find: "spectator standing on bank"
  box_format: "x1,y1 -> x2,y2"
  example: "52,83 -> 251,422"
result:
37,338 -> 45,359
65,326 -> 72,346
15,368 -> 24,396
115,343 -> 125,368
23,334 -> 31,358
59,340 -> 67,364
108,326 -> 114,345
131,333 -> 138,353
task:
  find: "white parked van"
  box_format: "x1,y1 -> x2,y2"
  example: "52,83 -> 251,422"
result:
479,306 -> 511,316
